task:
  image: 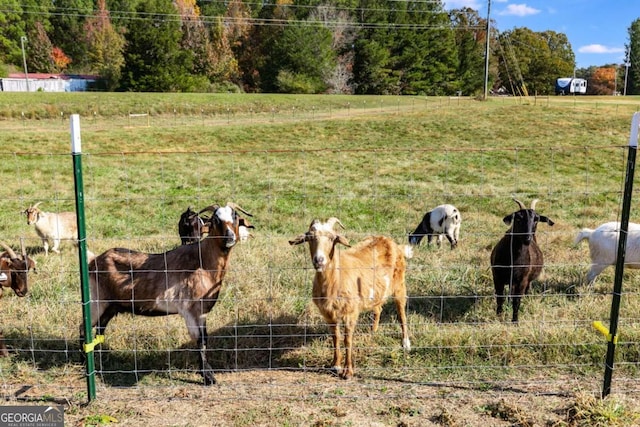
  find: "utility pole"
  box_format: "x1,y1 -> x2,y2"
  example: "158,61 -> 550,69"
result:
623,61 -> 631,96
483,0 -> 492,100
20,36 -> 30,92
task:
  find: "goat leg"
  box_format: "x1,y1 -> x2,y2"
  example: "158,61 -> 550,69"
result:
341,318 -> 356,380
495,281 -> 506,316
198,325 -> 216,385
329,322 -> 343,376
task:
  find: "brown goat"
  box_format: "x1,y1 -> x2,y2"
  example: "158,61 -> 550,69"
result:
289,218 -> 412,379
84,202 -> 252,385
490,198 -> 554,322
0,241 -> 36,357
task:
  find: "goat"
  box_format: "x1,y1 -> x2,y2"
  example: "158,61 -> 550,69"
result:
84,202 -> 252,385
490,198 -> 554,322
178,206 -> 254,245
289,218 -> 412,379
0,241 -> 36,357
178,206 -> 206,245
408,204 -> 461,249
23,202 -> 77,255
574,221 -> 640,284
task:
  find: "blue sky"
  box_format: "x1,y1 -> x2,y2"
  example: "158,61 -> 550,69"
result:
444,0 -> 635,69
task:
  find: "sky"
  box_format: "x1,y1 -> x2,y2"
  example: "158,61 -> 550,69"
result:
444,0 -> 635,69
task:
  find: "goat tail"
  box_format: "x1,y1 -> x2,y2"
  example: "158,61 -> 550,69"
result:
574,228 -> 594,245
402,245 -> 414,260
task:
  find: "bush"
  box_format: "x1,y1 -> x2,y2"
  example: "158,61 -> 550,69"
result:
276,70 -> 324,94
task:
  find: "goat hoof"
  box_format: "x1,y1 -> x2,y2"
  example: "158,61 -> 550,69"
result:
202,372 -> 216,386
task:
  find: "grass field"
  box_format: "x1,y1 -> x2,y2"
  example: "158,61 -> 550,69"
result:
1,93 -> 640,426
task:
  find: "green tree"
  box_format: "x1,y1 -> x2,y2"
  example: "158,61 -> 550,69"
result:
497,28 -> 574,95
120,0 -> 195,91
353,0 -> 457,95
85,0 -> 126,90
26,21 -> 54,73
626,18 -> 640,95
49,0 -> 93,71
451,8 -> 491,96
0,0 -> 25,66
352,0 -> 395,94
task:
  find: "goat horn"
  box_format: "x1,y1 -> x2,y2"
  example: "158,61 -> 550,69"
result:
32,202 -> 42,209
20,237 -> 27,259
198,205 -> 219,215
530,199 -> 539,210
226,202 -> 253,217
326,217 -> 345,230
512,198 -> 526,210
0,241 -> 18,259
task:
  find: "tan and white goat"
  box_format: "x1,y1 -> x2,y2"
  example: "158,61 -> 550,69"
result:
289,218 -> 412,379
23,202 -> 77,255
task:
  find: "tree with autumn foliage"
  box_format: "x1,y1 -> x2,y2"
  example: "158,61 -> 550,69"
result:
84,0 -> 125,91
51,47 -> 71,72
589,66 -> 616,95
175,0 -> 240,88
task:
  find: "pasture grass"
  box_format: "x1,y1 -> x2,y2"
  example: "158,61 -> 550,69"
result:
1,94 -> 640,393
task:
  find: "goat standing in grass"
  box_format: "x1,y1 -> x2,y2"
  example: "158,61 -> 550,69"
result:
490,199 -> 554,322
84,202 -> 252,385
575,221 -> 640,284
0,241 -> 36,356
290,218 -> 412,379
408,204 -> 461,249
23,202 -> 77,255
178,206 -> 206,245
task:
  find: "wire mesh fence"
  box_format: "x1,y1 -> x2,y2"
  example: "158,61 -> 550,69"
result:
1,100 -> 640,413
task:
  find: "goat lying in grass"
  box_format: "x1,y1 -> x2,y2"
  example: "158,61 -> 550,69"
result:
84,202 -> 252,385
290,217 -> 412,379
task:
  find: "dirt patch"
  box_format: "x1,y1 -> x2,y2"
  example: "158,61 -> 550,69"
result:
4,370 -> 639,426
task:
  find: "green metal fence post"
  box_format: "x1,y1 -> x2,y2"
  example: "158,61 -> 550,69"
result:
70,114 -> 97,402
602,112 -> 640,398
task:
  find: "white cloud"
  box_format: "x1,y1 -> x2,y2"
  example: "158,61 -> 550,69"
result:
578,44 -> 625,54
498,4 -> 541,17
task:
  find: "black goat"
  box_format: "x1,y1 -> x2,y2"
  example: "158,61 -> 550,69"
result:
490,198 -> 554,322
178,206 -> 207,245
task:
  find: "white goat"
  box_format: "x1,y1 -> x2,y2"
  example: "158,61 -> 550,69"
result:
23,202 -> 77,256
575,221 -> 640,284
84,202 -> 252,385
408,204 -> 461,249
289,218 -> 412,380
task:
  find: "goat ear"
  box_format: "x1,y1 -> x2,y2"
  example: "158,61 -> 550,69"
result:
335,235 -> 351,247
289,234 -> 308,246
502,214 -> 514,225
239,217 -> 255,229
539,215 -> 555,226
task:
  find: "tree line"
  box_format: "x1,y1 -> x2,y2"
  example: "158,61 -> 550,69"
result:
0,0 -> 638,95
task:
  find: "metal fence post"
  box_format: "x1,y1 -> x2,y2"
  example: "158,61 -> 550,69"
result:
602,112 -> 640,398
70,114 -> 97,401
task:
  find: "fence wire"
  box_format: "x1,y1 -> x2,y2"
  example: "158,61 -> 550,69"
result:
1,102 -> 640,410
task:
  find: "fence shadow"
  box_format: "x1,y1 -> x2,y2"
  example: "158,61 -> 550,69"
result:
4,314 -> 326,387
